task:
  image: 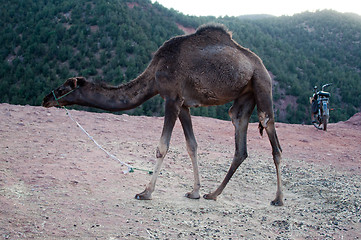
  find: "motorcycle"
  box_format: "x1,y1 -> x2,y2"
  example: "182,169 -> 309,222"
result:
310,83 -> 332,131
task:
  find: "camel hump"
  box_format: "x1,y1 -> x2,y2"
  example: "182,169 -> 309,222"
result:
195,24 -> 232,38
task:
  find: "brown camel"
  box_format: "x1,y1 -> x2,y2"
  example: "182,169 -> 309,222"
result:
43,24 -> 283,206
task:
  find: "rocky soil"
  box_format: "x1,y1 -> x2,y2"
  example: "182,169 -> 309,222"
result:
1,103 -> 360,239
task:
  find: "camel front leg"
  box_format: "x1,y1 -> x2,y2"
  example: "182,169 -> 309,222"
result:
134,148 -> 165,200
179,106 -> 200,199
135,98 -> 181,200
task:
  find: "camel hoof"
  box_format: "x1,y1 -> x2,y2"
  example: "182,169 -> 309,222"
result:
135,191 -> 152,200
270,199 -> 284,206
185,192 -> 200,199
203,193 -> 217,200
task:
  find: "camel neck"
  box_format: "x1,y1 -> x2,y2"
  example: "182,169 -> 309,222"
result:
79,73 -> 157,112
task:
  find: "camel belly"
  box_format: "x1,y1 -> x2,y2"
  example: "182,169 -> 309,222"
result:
182,80 -> 251,107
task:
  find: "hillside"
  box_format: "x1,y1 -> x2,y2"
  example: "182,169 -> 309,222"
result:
1,103 -> 360,238
1,0 -> 361,123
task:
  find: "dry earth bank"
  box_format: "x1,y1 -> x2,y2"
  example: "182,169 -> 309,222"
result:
1,103 -> 360,239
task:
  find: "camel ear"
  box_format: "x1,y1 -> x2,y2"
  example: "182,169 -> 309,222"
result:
75,77 -> 86,87
67,77 -> 78,89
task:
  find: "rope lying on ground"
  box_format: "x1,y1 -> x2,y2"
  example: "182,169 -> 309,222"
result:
62,107 -> 153,174
50,89 -> 152,174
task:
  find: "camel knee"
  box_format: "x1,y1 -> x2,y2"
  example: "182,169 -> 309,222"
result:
156,144 -> 168,159
186,139 -> 197,155
235,150 -> 248,160
232,152 -> 248,169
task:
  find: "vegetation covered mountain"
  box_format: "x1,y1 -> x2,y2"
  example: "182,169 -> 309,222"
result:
1,0 -> 360,123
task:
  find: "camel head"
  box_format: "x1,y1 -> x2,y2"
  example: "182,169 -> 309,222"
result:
42,77 -> 86,108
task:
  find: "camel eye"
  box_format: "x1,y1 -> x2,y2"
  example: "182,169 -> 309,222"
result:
59,85 -> 71,92
57,87 -> 68,96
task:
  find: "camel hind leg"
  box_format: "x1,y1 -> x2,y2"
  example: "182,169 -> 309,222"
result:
204,93 -> 255,200
264,121 -> 283,206
253,68 -> 284,206
259,109 -> 283,206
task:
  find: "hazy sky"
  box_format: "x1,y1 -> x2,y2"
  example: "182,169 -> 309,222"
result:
151,0 -> 361,17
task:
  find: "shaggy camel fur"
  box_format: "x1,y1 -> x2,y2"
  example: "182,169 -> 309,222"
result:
43,24 -> 283,206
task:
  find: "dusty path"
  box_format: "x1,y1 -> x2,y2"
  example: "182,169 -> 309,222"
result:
1,103 -> 360,239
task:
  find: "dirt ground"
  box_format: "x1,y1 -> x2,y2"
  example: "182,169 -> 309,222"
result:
1,103 -> 360,239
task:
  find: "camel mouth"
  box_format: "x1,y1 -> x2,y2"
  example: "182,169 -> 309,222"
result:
42,100 -> 52,108
42,94 -> 56,108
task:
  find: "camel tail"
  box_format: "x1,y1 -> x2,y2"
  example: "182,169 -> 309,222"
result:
258,122 -> 264,136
